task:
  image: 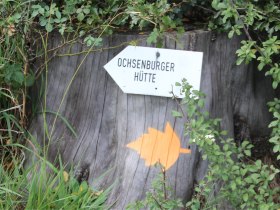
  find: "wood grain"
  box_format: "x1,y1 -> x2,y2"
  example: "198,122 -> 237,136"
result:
27,31 -> 277,209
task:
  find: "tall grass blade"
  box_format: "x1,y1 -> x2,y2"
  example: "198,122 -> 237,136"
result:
38,110 -> 78,138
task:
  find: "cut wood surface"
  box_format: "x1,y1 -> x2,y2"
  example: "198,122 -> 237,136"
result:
28,31 -> 277,209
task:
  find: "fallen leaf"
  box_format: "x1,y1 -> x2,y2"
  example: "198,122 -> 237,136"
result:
63,171 -> 69,182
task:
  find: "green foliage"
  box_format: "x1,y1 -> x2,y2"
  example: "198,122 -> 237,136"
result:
0,152 -> 109,210
0,1 -> 34,92
174,80 -> 280,210
27,0 -> 186,47
30,0 -> 118,36
1,1 -> 36,144
126,0 -> 184,46
210,0 -> 280,169
133,79 -> 279,210
236,40 -> 256,65
31,3 -> 67,33
84,36 -> 103,47
268,98 -> 280,160
0,0 -> 204,144
0,1 -> 178,209
1,0 -> 279,209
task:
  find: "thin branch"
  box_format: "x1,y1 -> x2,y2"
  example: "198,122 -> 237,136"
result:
229,0 -> 274,68
0,105 -> 22,113
195,5 -> 215,14
56,38 -> 147,57
161,167 -> 167,200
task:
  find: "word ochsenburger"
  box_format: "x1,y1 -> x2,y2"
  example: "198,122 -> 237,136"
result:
117,58 -> 175,72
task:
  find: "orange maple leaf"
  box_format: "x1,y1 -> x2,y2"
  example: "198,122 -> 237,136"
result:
126,122 -> 191,170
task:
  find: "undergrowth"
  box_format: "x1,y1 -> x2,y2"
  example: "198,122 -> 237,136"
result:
0,146 -> 109,210
128,81 -> 280,210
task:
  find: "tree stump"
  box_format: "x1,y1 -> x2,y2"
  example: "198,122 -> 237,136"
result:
28,31 -> 277,209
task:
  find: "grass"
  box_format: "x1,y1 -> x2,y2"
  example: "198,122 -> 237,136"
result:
0,144 -> 110,210
1,2 -> 112,208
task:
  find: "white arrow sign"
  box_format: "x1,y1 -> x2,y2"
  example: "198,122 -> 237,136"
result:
104,46 -> 203,98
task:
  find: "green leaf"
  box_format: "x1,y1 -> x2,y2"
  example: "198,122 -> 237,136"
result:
211,0 -> 219,10
25,74 -> 35,87
31,10 -> 39,17
80,181 -> 88,192
56,10 -> 61,19
39,7 -> 45,15
273,144 -> 280,153
221,174 -> 228,181
274,112 -> 280,118
236,57 -> 244,65
272,81 -> 278,89
241,141 -> 249,148
59,25 -> 66,35
77,13 -> 85,21
257,61 -> 265,71
45,23 -> 53,32
220,130 -> 227,136
223,144 -> 229,151
83,8 -> 90,15
255,160 -> 262,168
171,110 -> 183,118
259,204 -> 270,210
243,193 -> 248,202
197,99 -> 204,108
162,16 -> 172,26
202,154 -> 207,160
147,28 -> 159,45
13,13 -> 21,23
217,2 -> 227,9
40,18 -> 47,26
244,149 -> 251,156
76,8 -> 83,14
268,121 -> 278,128
228,30 -> 234,38
251,173 -> 260,180
269,136 -> 279,143
93,37 -> 103,47
230,182 -> 236,190
268,173 -> 275,181
175,82 -> 181,86
54,18 -> 61,23
13,71 -> 24,85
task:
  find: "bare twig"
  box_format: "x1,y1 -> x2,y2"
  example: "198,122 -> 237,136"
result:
170,86 -> 187,118
0,129 -> 24,134
56,38 -> 146,57
0,105 -> 22,113
161,166 -> 167,200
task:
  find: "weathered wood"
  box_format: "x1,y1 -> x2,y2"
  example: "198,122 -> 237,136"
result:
28,31 -> 277,209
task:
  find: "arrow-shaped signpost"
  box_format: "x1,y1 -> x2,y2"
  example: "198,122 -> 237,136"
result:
104,46 -> 203,98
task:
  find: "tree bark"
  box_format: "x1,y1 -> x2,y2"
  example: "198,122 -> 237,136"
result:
27,31 -> 277,209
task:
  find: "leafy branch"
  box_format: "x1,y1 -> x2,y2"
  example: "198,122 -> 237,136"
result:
211,0 -> 280,161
